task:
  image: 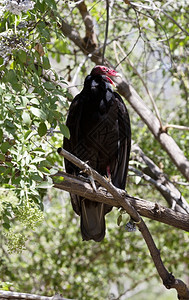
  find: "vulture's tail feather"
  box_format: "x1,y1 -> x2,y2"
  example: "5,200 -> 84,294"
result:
81,199 -> 105,242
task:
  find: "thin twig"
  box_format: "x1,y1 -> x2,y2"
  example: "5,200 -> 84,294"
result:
115,33 -> 140,69
164,124 -> 189,131
114,41 -> 163,128
129,1 -> 189,37
57,148 -> 189,299
71,53 -> 92,85
129,165 -> 189,213
102,0 -> 110,64
162,10 -> 189,37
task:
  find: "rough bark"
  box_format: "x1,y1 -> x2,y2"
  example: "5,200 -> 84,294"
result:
57,148 -> 189,299
54,171 -> 189,232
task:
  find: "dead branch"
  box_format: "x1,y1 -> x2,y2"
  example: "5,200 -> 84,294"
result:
53,171 -> 189,232
57,147 -> 141,222
0,290 -> 72,300
113,40 -> 163,128
132,144 -> 189,214
57,13 -> 189,182
57,148 -> 189,299
75,0 -> 98,52
114,77 -> 189,182
164,124 -> 189,132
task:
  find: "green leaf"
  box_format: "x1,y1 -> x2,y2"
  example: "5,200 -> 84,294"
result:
22,111 -> 31,125
43,81 -> 56,90
49,168 -> 58,175
32,147 -> 45,154
37,181 -> 53,189
59,123 -> 70,139
3,222 -> 11,230
0,129 -> 3,143
30,107 -> 47,120
135,176 -> 141,185
42,56 -> 51,69
24,130 -> 34,140
38,122 -> 47,137
0,153 -> 5,162
31,157 -> 46,164
3,184 -> 15,188
21,96 -> 29,107
30,98 -> 40,105
1,142 -> 11,153
5,70 -> 17,85
38,166 -> 51,175
18,50 -> 27,63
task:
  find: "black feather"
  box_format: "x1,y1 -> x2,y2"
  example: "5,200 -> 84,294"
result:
63,72 -> 131,242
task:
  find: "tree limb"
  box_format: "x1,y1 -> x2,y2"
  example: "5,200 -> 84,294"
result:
0,290 -> 72,300
102,0 -> 109,64
57,148 -> 189,299
57,14 -> 189,182
114,77 -> 189,182
75,0 -> 98,52
53,170 -> 189,232
132,144 -> 189,214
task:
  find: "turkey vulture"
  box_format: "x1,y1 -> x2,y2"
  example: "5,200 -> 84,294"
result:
63,65 -> 131,242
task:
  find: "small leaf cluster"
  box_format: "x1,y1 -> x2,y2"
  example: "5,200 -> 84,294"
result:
0,190 -> 44,252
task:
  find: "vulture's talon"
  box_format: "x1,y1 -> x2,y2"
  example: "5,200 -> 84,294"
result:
89,175 -> 97,191
104,175 -> 112,184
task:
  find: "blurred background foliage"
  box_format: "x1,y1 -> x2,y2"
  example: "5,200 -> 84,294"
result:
0,0 -> 189,299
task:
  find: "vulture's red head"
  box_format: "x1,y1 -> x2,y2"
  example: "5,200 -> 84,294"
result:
90,65 -> 121,85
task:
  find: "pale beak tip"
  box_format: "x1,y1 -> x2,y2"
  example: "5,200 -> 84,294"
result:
115,72 -> 122,78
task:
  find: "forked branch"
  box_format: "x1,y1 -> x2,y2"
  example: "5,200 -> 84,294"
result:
57,148 -> 189,299
57,8 -> 189,182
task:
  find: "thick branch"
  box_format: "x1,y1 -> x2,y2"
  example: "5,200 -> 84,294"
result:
76,0 -> 98,51
57,148 -> 141,223
132,144 -> 189,214
114,77 -> 189,182
58,17 -> 189,181
57,148 -> 189,299
54,171 -> 189,232
60,19 -> 84,51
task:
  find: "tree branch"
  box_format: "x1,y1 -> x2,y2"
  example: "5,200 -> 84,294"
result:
102,0 -> 109,64
164,124 -> 189,132
0,290 -> 72,300
57,148 -> 189,299
57,15 -> 189,182
114,77 -> 189,182
75,0 -> 98,52
132,144 -> 189,214
53,170 -> 189,232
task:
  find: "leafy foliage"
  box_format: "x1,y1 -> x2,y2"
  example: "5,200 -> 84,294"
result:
1,196 -> 186,300
0,0 -> 189,299
0,0 -> 69,247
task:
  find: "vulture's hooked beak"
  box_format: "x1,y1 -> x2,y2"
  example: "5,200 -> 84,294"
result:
107,72 -> 122,87
114,72 -> 122,78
